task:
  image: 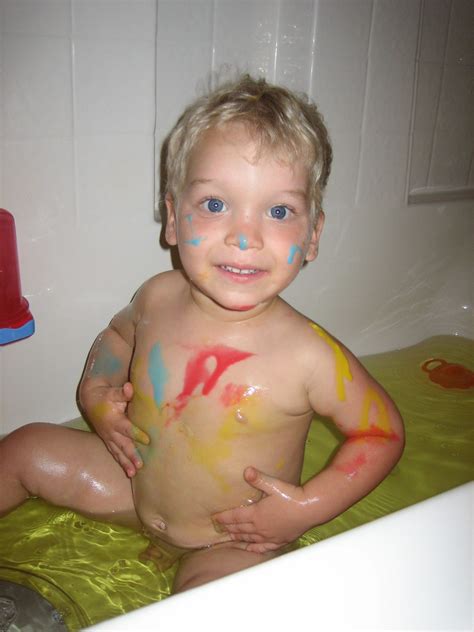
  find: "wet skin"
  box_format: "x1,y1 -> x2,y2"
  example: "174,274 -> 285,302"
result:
0,124 -> 404,592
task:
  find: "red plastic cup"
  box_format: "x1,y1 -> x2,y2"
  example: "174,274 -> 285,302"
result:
0,209 -> 35,344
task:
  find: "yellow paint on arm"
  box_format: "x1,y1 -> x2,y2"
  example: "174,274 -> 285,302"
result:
359,387 -> 392,435
309,322 -> 353,401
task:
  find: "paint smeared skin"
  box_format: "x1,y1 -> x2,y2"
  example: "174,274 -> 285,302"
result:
220,383 -> 249,407
88,342 -> 122,377
238,234 -> 248,251
129,357 -> 163,460
287,244 -> 304,265
350,387 -> 399,441
185,385 -> 268,492
131,345 -> 260,490
336,452 -> 367,479
148,343 -> 169,406
184,214 -> 206,246
309,322 -> 353,400
170,345 -> 254,422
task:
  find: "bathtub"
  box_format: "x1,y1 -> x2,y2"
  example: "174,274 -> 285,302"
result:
86,481 -> 473,631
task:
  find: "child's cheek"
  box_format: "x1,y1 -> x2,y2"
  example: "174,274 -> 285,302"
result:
180,213 -> 207,247
287,244 -> 304,265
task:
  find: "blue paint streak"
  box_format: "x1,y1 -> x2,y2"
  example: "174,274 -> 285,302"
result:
184,213 -> 205,246
148,343 -> 169,406
287,244 -> 304,265
184,237 -> 205,246
90,346 -> 122,377
238,234 -> 248,251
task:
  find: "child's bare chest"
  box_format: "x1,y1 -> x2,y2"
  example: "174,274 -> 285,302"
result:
129,321 -> 312,438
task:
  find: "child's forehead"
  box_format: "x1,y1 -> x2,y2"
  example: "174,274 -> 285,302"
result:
187,122 -> 307,175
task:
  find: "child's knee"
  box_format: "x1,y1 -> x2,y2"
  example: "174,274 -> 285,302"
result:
173,544 -> 273,593
0,423 -> 55,488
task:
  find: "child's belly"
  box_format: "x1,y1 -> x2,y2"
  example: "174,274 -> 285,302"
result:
128,367 -> 311,548
130,414 -> 306,548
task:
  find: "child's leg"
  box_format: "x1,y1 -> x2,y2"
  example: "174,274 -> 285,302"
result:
173,542 -> 278,593
0,422 -> 139,528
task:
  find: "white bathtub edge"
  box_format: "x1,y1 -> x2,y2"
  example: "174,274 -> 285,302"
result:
85,482 -> 473,631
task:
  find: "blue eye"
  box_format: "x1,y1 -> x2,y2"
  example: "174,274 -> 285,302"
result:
204,198 -> 225,213
270,205 -> 289,220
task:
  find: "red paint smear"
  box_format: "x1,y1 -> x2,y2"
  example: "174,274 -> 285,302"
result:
220,383 -> 248,407
234,305 -> 256,311
336,452 -> 367,476
172,346 -> 253,419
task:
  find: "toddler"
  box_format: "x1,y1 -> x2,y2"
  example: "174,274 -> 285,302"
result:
0,75 -> 404,592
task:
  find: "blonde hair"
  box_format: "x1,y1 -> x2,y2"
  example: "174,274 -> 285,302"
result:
165,74 -> 332,221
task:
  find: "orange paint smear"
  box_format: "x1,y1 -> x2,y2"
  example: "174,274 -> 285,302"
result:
220,383 -> 248,407
347,427 -> 400,441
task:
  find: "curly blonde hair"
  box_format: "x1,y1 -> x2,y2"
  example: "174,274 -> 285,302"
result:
165,74 -> 332,221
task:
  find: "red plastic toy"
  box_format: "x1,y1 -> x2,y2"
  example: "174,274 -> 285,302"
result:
0,209 -> 35,344
421,358 -> 474,390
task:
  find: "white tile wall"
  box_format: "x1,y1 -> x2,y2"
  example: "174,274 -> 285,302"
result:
409,0 -> 474,199
1,0 -> 472,434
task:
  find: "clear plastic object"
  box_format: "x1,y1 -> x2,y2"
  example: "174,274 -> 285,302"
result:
0,209 -> 35,345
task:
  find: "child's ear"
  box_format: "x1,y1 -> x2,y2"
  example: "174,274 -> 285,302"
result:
305,211 -> 325,262
164,193 -> 178,246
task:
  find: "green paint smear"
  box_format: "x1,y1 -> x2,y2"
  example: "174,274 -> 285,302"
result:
0,335 -> 472,629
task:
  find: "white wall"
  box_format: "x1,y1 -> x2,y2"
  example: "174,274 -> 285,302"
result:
1,0 -> 472,434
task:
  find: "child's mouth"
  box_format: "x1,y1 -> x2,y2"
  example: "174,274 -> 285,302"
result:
220,265 -> 259,275
217,264 -> 265,283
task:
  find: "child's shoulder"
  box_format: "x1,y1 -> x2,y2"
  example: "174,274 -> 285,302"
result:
132,270 -> 185,302
126,270 -> 186,322
276,300 -> 348,369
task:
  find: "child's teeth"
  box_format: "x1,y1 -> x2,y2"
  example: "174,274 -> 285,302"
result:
223,265 -> 257,274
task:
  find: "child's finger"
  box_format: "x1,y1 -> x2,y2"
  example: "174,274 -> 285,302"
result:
122,381 -> 134,400
117,438 -> 144,470
130,425 -> 150,445
107,386 -> 131,402
108,441 -> 137,478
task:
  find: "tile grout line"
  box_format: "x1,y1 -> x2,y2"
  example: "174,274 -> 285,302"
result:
354,0 -> 376,209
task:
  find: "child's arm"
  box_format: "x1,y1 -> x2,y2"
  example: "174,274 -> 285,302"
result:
78,302 -> 149,478
213,331 -> 404,552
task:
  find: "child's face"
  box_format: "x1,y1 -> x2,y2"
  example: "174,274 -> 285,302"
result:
165,123 -> 324,316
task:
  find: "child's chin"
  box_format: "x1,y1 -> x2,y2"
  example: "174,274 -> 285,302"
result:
230,304 -> 256,312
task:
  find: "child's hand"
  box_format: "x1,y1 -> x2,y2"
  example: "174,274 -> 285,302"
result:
212,466 -> 315,553
83,381 -> 150,478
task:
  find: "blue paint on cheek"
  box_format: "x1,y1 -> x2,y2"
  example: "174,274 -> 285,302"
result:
148,343 -> 169,406
184,237 -> 205,246
184,213 -> 206,247
238,234 -> 248,251
287,244 -> 304,265
89,346 -> 122,377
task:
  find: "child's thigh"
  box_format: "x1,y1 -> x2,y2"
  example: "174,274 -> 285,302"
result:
173,542 -> 277,593
2,422 -> 137,525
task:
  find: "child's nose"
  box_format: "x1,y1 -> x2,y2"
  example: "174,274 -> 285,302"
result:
224,215 -> 263,251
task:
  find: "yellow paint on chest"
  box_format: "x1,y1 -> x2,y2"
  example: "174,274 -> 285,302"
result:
183,388 -> 268,492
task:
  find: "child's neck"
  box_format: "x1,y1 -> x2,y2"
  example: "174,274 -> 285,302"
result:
188,283 -> 278,324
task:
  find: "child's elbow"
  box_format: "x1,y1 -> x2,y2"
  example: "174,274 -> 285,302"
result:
391,419 -> 405,464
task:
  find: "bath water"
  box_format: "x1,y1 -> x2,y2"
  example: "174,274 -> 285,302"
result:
0,335 -> 472,629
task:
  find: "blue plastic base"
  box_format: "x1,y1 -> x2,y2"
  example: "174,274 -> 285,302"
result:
0,318 -> 35,345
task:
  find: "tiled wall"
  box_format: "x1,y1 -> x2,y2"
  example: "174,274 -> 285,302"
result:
1,0 -> 472,433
